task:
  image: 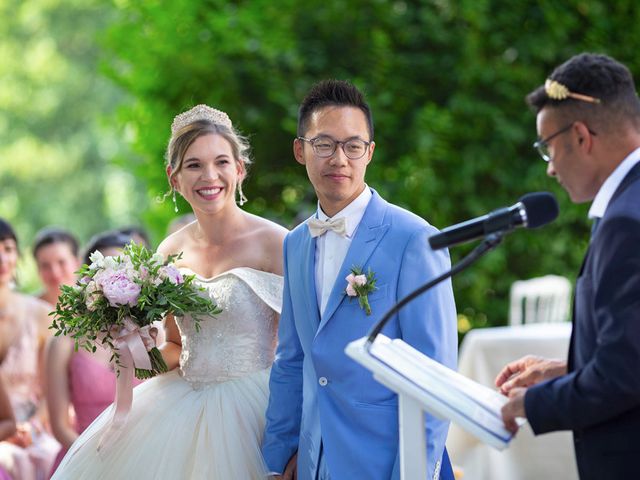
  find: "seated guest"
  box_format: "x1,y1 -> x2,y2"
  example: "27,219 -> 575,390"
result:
0,218 -> 60,480
117,225 -> 151,248
166,213 -> 195,236
0,377 -> 16,480
32,227 -> 81,307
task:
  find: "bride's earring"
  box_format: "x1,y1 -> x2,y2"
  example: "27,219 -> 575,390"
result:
172,189 -> 179,213
237,183 -> 248,206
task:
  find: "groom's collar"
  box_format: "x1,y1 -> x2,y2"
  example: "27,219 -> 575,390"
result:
316,186 -> 372,238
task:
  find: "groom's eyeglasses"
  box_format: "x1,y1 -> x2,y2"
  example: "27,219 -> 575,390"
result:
297,135 -> 371,160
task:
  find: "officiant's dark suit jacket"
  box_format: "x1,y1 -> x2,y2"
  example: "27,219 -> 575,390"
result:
525,162 -> 640,480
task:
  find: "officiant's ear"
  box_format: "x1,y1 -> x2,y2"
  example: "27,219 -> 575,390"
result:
293,137 -> 306,165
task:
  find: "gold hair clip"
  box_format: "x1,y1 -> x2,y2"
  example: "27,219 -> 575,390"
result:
171,104 -> 232,134
545,79 -> 601,104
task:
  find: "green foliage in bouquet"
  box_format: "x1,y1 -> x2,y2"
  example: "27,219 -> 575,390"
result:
51,242 -> 221,379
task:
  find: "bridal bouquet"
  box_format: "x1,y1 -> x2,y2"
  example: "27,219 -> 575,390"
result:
51,242 -> 221,379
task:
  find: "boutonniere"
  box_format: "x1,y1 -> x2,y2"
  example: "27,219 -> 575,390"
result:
345,266 -> 377,316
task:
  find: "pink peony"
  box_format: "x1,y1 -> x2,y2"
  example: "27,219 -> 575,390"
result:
160,265 -> 184,285
101,271 -> 141,307
346,284 -> 357,297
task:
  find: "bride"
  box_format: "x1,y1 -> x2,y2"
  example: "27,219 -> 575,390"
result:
52,105 -> 287,479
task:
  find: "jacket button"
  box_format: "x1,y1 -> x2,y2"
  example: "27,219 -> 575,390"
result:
318,377 -> 328,386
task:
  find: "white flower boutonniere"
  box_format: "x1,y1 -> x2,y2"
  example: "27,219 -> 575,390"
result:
345,266 -> 377,316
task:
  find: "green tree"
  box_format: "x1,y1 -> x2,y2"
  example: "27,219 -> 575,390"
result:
100,0 -> 640,330
0,0 -> 138,290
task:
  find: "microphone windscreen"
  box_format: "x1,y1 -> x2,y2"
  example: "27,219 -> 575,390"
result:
519,192 -> 559,228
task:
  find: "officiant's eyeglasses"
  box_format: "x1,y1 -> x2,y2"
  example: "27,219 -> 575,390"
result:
297,135 -> 371,160
533,123 -> 597,162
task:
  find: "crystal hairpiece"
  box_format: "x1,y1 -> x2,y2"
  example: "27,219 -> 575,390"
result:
545,79 -> 601,104
171,104 -> 233,134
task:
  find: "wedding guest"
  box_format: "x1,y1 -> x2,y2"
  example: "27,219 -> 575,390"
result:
46,230 -> 145,477
498,53 -> 640,480
262,80 -> 458,480
118,226 -> 151,248
0,218 -> 60,480
52,104 -> 286,479
166,213 -> 196,235
32,227 -> 81,307
0,378 -> 15,480
0,378 -> 16,442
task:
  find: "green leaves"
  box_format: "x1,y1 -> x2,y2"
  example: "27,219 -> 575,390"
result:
50,242 -> 221,378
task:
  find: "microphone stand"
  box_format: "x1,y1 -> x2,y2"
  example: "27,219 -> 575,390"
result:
365,232 -> 505,350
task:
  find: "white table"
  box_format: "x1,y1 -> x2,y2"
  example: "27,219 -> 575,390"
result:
446,323 -> 579,480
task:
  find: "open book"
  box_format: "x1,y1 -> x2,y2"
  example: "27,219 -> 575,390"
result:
347,335 -> 517,450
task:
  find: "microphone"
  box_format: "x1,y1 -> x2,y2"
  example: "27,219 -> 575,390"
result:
428,192 -> 559,250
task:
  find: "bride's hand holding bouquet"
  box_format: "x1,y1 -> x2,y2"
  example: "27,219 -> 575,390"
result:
51,242 -> 220,379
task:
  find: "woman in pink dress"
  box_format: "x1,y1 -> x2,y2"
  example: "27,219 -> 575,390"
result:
32,228 -> 80,308
46,231 -> 151,477
0,377 -> 16,480
0,218 -> 60,480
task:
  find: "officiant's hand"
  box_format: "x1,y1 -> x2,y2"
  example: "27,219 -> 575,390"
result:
274,452 -> 297,480
501,387 -> 526,434
495,355 -> 567,395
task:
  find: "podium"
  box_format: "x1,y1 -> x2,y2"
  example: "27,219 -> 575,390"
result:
346,335 -> 515,479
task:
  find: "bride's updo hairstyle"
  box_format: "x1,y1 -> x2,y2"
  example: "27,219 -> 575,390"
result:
166,105 -> 252,191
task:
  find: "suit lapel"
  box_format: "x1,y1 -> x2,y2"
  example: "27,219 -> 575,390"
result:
569,162 -> 640,371
317,191 -> 390,333
300,226 -> 321,332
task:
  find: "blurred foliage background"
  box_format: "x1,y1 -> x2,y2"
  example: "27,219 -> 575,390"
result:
2,0 -> 639,332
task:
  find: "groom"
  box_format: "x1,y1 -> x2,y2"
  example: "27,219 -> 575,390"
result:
262,80 -> 458,480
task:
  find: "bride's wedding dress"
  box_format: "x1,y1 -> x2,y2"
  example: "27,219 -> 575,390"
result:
52,267 -> 283,479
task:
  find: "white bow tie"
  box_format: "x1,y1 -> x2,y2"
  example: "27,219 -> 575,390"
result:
307,217 -> 347,238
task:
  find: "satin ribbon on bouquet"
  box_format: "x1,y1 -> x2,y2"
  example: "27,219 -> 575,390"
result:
97,317 -> 157,452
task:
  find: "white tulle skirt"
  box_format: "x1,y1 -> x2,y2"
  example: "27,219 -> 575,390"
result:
51,368 -> 271,479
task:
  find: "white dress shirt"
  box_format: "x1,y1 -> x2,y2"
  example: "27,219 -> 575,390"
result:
588,146 -> 640,220
314,187 -> 372,315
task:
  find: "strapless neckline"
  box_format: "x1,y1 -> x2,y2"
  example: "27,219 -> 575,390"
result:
178,266 -> 283,283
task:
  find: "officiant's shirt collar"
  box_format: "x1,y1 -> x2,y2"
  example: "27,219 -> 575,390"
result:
588,146 -> 640,220
317,186 -> 372,238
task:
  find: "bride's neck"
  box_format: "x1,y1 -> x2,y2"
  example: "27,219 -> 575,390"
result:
193,206 -> 245,245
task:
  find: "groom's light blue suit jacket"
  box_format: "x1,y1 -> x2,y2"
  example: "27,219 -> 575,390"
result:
262,189 -> 457,479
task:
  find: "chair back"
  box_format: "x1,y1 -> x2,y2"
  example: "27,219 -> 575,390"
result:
509,275 -> 572,325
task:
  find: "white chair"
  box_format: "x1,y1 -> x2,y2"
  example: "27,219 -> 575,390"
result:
509,275 -> 572,325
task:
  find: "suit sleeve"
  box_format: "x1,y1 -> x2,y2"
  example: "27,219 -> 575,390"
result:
262,235 -> 305,472
392,226 -> 458,479
526,215 -> 640,433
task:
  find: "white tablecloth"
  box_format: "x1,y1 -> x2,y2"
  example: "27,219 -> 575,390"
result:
446,323 -> 579,480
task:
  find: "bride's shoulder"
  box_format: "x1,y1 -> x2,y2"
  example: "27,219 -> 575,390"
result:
243,214 -> 287,275
156,224 -> 194,258
245,213 -> 288,241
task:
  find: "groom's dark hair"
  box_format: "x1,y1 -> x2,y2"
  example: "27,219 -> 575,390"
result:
297,79 -> 374,140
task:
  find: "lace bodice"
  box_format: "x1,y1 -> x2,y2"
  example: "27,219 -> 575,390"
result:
176,267 -> 283,388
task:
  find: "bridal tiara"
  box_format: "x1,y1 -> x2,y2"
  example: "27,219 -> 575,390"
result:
171,104 -> 233,134
544,79 -> 601,104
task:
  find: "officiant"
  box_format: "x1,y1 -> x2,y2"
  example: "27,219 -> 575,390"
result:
498,53 -> 640,480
